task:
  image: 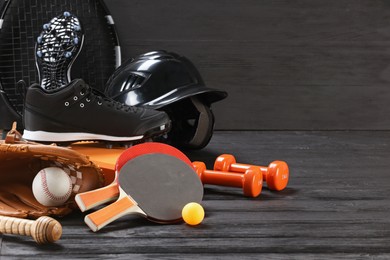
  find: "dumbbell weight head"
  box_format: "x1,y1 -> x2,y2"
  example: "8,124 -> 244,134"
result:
266,161 -> 289,191
214,154 -> 237,172
241,166 -> 263,197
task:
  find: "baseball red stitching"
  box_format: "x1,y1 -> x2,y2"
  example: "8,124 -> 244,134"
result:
40,169 -> 72,202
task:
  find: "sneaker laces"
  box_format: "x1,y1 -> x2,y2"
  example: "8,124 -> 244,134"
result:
80,84 -> 142,113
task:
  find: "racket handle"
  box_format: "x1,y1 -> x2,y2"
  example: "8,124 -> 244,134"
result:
0,216 -> 62,244
84,196 -> 142,232
75,184 -> 119,211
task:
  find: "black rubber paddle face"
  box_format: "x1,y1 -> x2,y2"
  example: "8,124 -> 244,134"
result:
118,153 -> 203,221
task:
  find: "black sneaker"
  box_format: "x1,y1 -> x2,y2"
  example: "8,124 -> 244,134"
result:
22,79 -> 170,143
36,11 -> 84,91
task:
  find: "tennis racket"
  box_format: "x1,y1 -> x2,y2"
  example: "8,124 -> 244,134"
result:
0,0 -> 121,130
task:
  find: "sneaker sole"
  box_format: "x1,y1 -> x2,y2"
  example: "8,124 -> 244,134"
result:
36,11 -> 84,91
22,123 -> 170,143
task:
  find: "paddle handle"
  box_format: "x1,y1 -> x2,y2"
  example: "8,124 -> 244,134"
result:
75,184 -> 120,211
84,196 -> 142,232
0,216 -> 62,244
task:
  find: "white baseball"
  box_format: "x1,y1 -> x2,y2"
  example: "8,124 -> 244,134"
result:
32,167 -> 73,206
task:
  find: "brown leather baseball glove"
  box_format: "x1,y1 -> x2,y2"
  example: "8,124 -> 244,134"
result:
0,123 -> 105,219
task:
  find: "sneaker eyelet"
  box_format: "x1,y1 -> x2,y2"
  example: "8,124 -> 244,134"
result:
98,101 -> 102,105
80,91 -> 85,96
86,98 -> 90,102
73,96 -> 78,101
80,103 -> 84,108
65,101 -> 69,106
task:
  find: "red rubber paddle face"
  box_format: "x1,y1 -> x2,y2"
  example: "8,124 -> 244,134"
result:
116,142 -> 193,172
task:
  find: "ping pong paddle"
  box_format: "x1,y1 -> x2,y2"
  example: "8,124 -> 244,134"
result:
84,153 -> 203,231
75,142 -> 193,212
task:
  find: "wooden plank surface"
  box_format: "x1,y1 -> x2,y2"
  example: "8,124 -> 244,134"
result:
1,131 -> 389,259
104,0 -> 390,130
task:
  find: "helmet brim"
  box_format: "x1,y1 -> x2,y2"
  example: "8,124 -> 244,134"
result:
138,84 -> 228,109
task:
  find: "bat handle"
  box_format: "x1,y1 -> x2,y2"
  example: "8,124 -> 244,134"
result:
0,216 -> 62,244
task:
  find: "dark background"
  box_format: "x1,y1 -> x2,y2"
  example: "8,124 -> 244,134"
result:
105,0 -> 390,131
1,1 -> 390,257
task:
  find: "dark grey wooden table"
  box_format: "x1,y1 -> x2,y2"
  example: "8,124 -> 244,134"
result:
1,131 -> 389,259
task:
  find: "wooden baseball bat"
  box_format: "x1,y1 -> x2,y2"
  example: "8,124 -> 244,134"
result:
0,215 -> 62,244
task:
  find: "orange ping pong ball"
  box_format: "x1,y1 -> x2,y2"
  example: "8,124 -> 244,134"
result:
182,202 -> 205,226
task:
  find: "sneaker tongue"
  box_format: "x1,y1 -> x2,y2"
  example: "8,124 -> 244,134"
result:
69,79 -> 87,90
70,78 -> 85,86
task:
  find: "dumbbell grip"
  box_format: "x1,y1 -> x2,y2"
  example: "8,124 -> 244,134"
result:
229,163 -> 267,176
200,170 -> 245,188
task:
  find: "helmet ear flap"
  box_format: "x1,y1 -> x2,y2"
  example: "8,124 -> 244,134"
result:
160,97 -> 215,150
185,97 -> 214,149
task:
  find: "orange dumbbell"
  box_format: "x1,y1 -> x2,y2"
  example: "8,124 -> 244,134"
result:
192,161 -> 263,197
214,154 -> 289,191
